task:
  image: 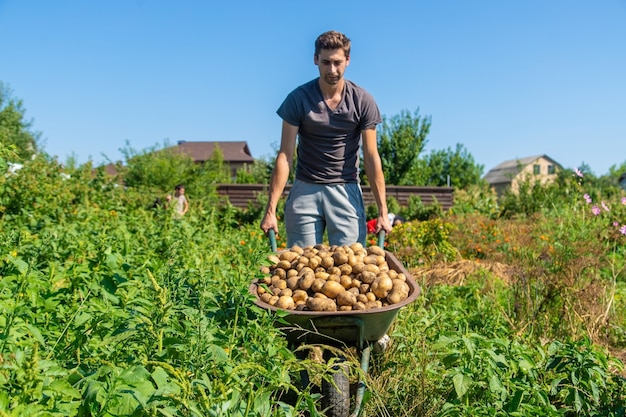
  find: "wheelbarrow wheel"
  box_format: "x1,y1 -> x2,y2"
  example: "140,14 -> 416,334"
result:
321,357 -> 350,417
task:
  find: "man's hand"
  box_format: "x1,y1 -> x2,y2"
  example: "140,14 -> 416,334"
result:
260,212 -> 279,236
376,214 -> 392,234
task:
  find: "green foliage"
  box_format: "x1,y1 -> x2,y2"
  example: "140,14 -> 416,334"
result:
235,158 -> 273,184
546,337 -> 625,415
0,82 -> 40,160
420,143 -> 485,188
376,108 -> 431,185
449,183 -> 500,219
385,218 -> 459,267
406,195 -> 444,221
120,140 -> 197,192
118,140 -> 231,202
2,146 -> 626,416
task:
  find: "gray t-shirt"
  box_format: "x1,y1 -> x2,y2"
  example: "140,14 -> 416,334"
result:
277,78 -> 382,184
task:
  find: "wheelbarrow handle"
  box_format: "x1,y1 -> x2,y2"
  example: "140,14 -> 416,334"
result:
268,229 -> 277,252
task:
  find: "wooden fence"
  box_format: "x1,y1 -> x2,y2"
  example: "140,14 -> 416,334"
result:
216,184 -> 454,210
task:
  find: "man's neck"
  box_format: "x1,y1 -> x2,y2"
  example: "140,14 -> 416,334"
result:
318,78 -> 345,99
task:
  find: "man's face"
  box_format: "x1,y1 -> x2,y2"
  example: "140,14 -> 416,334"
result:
314,48 -> 350,86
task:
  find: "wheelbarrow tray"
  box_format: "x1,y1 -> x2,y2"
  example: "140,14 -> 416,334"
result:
250,250 -> 420,345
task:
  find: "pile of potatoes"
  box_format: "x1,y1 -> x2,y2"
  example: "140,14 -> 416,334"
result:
255,242 -> 411,312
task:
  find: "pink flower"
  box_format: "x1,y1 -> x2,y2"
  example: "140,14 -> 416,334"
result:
614,222 -> 620,227
592,205 -> 601,216
620,225 -> 626,235
574,168 -> 584,178
622,197 -> 626,205
601,202 -> 610,212
584,194 -> 592,204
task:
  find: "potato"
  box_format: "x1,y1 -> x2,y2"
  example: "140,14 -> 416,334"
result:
371,275 -> 393,299
336,291 -> 357,307
273,279 -> 287,290
349,242 -> 364,252
306,297 -> 337,312
363,264 -> 380,274
339,264 -> 353,276
308,256 -> 320,269
315,271 -> 330,280
273,268 -> 286,279
351,262 -> 365,274
268,254 -> 280,264
279,251 -> 299,262
276,260 -> 292,270
332,251 -> 349,266
367,245 -> 385,256
320,256 -> 334,269
327,266 -> 342,276
353,301 -> 366,310
257,242 -> 410,312
268,295 -> 279,306
340,275 -> 353,289
387,281 -> 410,304
286,276 -> 300,290
290,245 -> 304,255
311,278 -> 326,293
298,267 -> 315,290
292,289 -> 308,303
321,281 -> 345,299
363,255 -> 379,265
359,271 -> 376,284
327,274 -> 341,283
348,287 -> 360,296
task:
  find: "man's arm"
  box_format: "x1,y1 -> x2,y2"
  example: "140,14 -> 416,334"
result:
362,128 -> 391,233
260,120 -> 298,235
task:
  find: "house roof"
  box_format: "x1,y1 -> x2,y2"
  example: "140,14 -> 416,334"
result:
483,154 -> 562,184
165,141 -> 254,164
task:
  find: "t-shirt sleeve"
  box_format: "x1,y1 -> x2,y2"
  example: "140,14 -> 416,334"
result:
277,90 -> 302,127
359,91 -> 382,131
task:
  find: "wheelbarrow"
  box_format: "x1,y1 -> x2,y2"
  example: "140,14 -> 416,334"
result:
249,231 -> 421,417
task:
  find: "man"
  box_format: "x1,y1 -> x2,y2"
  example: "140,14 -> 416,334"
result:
260,30 -> 391,247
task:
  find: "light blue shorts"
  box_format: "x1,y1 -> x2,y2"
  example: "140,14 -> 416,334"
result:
284,179 -> 366,247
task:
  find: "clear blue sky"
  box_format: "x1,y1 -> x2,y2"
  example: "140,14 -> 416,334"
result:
1,0 -> 625,176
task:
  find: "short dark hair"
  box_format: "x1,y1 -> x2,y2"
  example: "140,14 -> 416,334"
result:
315,30 -> 351,58
175,184 -> 184,191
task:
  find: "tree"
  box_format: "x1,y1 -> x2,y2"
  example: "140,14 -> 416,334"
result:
120,140 -> 197,192
375,108 -> 430,185
0,82 -> 41,160
420,143 -> 484,189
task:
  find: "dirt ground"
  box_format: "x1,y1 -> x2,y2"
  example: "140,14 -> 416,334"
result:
409,259 -> 516,287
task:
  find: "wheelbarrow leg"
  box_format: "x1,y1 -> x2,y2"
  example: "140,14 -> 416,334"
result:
350,343 -> 371,417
